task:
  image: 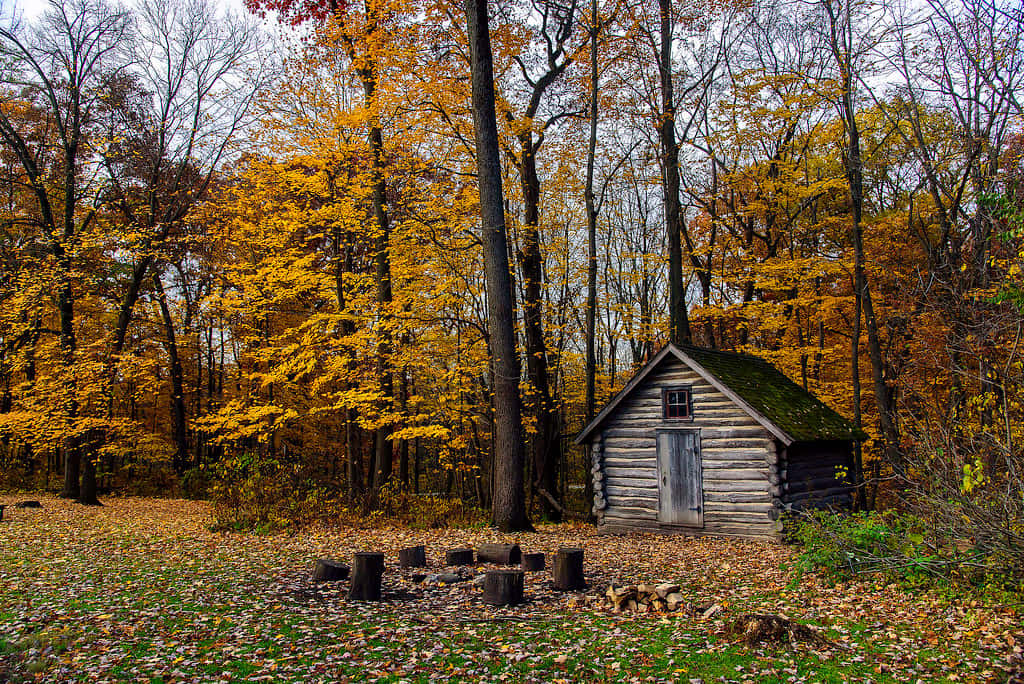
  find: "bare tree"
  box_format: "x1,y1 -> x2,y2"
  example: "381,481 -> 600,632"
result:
100,0 -> 266,474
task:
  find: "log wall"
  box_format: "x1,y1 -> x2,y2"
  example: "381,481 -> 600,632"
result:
782,440 -> 856,509
593,356 -> 782,540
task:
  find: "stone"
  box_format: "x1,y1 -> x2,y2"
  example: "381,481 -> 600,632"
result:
666,592 -> 686,611
435,573 -> 462,584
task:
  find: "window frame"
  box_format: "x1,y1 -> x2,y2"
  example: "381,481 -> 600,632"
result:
662,385 -> 694,421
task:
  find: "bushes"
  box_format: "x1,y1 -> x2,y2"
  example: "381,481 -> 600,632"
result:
206,451 -> 487,532
788,509 -> 1018,593
206,452 -> 339,532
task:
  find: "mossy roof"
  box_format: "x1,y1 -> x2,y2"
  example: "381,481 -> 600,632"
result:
575,343 -> 866,445
675,345 -> 866,442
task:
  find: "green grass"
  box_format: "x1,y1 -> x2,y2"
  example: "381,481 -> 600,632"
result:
0,497 -> 1013,683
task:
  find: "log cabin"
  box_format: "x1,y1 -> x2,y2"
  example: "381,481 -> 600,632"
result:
574,343 -> 866,540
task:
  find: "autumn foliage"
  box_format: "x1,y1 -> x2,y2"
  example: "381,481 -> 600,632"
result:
0,0 -> 1021,575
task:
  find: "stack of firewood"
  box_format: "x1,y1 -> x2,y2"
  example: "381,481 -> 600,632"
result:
604,583 -> 687,613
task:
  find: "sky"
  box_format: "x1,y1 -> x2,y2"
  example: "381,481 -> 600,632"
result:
3,0 -> 248,22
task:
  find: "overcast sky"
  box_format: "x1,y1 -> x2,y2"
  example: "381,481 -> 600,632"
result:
3,0 -> 249,22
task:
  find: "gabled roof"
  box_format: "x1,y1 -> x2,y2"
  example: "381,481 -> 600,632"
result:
574,343 -> 866,446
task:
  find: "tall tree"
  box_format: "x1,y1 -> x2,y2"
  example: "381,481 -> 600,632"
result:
819,0 -> 902,475
500,0 -> 582,520
654,0 -> 691,345
0,0 -> 131,504
101,0 -> 264,474
245,0 -> 399,495
465,0 -> 531,532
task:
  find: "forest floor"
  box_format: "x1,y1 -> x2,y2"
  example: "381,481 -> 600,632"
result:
0,496 -> 1020,683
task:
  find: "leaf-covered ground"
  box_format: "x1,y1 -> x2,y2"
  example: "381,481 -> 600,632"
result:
0,496 -> 1019,683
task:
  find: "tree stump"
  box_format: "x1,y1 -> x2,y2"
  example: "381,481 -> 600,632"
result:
521,552 -> 545,571
313,559 -> 350,582
482,569 -> 524,606
399,545 -> 426,568
445,548 -> 474,566
348,552 -> 385,601
552,547 -> 585,591
477,543 -> 521,565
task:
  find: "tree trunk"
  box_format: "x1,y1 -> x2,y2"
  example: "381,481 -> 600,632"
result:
465,0 -> 531,533
825,0 -> 901,477
482,569 -> 524,606
153,271 -> 189,475
348,552 -> 385,601
352,7 -> 394,495
657,0 -> 692,345
58,283 -> 79,500
584,0 -> 600,519
518,139 -> 561,521
61,443 -> 80,500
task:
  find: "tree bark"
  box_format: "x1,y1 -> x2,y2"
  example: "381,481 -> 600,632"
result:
482,569 -> 524,605
584,0 -> 601,518
348,552 -> 385,601
465,0 -> 531,533
153,270 -> 189,475
657,0 -> 692,345
552,547 -> 586,591
824,0 -> 901,476
351,5 -> 395,495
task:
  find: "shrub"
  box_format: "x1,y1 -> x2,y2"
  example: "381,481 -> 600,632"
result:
206,451 -> 488,531
789,509 -> 962,588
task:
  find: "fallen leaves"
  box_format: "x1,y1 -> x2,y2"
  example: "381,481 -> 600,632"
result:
0,495 -> 1019,683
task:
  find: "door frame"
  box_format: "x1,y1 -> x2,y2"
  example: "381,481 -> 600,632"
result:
655,427 -> 704,527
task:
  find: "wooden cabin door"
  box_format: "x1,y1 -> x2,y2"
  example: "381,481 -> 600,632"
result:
656,430 -> 703,527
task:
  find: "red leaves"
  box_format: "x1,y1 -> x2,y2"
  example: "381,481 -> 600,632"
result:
245,0 -> 356,27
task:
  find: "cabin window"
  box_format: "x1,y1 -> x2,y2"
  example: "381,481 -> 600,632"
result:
663,386 -> 693,419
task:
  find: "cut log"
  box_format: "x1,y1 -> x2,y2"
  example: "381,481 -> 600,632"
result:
552,547 -> 586,591
477,543 -> 521,565
15,500 -> 41,508
399,545 -> 426,568
445,548 -> 474,566
313,559 -> 350,582
521,552 -> 545,572
482,569 -> 524,606
655,583 -> 680,599
348,552 -> 385,601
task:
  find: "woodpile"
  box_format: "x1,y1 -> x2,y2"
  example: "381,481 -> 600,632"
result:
604,582 -> 693,613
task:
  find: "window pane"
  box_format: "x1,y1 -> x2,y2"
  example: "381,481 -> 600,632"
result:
664,389 -> 690,418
